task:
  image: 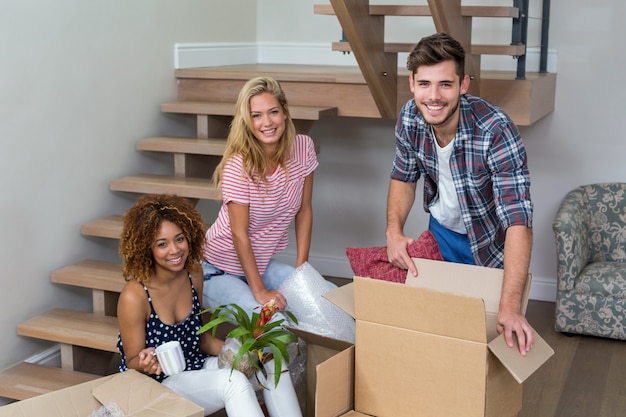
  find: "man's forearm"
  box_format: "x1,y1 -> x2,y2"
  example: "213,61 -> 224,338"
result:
386,179 -> 417,237
500,225 -> 533,314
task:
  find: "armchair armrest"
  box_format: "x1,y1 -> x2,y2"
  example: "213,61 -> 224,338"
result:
552,189 -> 592,292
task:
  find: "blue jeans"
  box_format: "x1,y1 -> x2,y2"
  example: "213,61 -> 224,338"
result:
202,259 -> 295,315
428,215 -> 476,265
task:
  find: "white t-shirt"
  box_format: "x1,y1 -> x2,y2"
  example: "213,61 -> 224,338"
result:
203,134 -> 318,275
428,136 -> 467,234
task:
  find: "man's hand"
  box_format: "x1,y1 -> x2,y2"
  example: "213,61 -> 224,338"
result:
386,179 -> 418,276
497,309 -> 534,356
386,233 -> 417,277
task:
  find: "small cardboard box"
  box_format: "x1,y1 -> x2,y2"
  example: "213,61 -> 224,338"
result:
0,369 -> 204,417
297,258 -> 554,417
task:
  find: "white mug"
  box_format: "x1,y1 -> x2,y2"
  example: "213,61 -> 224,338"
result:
154,341 -> 185,376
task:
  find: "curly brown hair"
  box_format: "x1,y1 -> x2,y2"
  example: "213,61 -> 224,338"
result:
118,194 -> 206,285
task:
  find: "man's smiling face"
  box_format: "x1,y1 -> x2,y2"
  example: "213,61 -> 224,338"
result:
409,60 -> 470,133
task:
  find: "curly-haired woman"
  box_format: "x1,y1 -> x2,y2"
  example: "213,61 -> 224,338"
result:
116,193 -> 301,416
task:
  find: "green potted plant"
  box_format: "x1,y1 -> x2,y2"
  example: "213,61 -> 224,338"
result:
197,300 -> 299,387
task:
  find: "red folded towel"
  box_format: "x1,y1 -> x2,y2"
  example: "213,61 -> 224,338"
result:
346,230 -> 444,283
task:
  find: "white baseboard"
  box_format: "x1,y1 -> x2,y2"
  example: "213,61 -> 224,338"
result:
528,276 -> 557,302
174,42 -> 258,69
174,41 -> 558,73
25,345 -> 61,367
274,251 -> 557,302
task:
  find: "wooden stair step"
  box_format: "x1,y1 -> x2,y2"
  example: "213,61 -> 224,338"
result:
161,101 -> 338,120
331,41 -> 526,57
81,215 -> 211,240
175,64 -> 369,84
109,174 -> 221,200
81,215 -> 123,239
137,136 -> 227,156
314,4 -> 519,18
0,362 -> 100,401
17,308 -> 119,353
51,260 -> 125,293
170,64 -> 555,126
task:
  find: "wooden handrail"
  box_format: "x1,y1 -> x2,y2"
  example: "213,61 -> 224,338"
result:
315,5 -> 519,18
427,0 -> 480,94
329,0 -> 398,119
331,41 -> 526,57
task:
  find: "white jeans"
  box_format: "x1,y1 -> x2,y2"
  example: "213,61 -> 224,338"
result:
162,356 -> 302,417
162,356 -> 264,416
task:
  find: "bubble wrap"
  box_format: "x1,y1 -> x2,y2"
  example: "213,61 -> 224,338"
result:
87,402 -> 125,417
279,262 -> 355,343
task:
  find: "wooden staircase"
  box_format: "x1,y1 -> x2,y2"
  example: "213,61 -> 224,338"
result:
314,0 -> 556,125
0,70 -> 339,404
0,0 -> 555,405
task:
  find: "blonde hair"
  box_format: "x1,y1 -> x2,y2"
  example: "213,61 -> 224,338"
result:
213,76 -> 296,188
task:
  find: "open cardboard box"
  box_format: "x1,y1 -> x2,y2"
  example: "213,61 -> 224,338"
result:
0,369 -> 204,417
293,258 -> 554,417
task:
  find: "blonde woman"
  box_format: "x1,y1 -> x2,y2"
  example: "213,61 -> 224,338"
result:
202,76 -> 318,315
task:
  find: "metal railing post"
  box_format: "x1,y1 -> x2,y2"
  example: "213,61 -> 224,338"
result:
512,0 -> 529,80
540,0 -> 551,73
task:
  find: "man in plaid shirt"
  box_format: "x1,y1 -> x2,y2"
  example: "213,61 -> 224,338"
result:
386,33 -> 534,356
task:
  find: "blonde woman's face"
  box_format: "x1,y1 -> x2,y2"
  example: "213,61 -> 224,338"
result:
249,92 -> 287,153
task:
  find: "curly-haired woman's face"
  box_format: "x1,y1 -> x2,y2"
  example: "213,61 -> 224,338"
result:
151,220 -> 189,276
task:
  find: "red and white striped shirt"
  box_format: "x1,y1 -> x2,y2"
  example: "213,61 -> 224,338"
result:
203,134 -> 318,276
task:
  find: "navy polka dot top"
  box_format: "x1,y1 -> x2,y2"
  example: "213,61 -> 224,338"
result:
117,274 -> 208,382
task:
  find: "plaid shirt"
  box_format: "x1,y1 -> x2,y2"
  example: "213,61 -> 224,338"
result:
390,94 -> 533,268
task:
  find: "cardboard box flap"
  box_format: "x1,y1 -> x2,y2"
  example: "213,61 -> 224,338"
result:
322,282 -> 355,319
353,276 -> 488,343
287,327 -> 353,417
0,376 -> 108,417
0,371 -> 203,417
406,259 -> 501,314
288,326 -> 353,352
92,370 -> 203,417
488,332 -> 555,383
314,345 -> 355,417
406,258 -> 533,315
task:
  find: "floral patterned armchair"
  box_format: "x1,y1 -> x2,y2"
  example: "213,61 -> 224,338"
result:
552,183 -> 626,339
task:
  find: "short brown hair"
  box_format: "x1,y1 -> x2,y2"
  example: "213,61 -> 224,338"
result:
406,32 -> 465,80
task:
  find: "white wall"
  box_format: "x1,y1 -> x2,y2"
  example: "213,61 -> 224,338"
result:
0,0 -> 256,370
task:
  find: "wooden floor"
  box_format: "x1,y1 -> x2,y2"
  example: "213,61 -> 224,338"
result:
520,300 -> 626,417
